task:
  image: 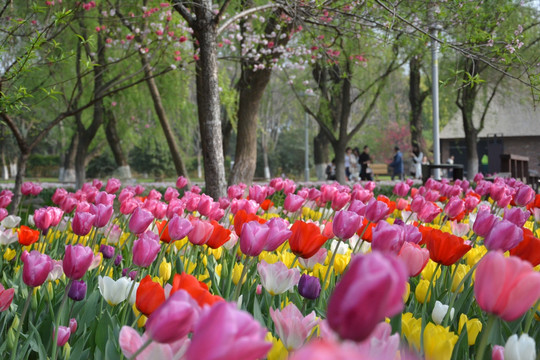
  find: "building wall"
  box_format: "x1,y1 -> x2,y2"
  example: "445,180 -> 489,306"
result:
504,136 -> 540,175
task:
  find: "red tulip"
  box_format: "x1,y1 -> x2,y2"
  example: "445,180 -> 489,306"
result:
0,283 -> 15,311
136,275 -> 166,316
18,225 -> 40,246
423,227 -> 471,266
509,228 -> 540,267
289,221 -> 329,259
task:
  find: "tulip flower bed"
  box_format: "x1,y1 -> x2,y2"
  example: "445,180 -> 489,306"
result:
0,175 -> 539,360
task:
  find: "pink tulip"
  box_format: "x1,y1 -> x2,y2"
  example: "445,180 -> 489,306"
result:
475,180 -> 492,196
425,178 -> 442,191
474,173 -> 484,183
365,199 -> 389,223
230,199 -> 258,215
398,242 -> 429,277
396,198 -> 408,211
464,195 -> 480,211
514,185 -> 535,207
283,179 -> 296,194
403,224 -> 422,244
54,326 -> 71,347
197,194 -> 215,217
105,178 -> 121,194
0,208 -> 7,222
240,221 -> 270,257
270,303 -> 319,350
21,250 -> 53,287
95,191 -> 116,206
474,251 -> 540,321
92,179 -> 103,190
258,260 -> 300,295
320,184 -> 338,204
393,182 -> 410,197
371,221 -> 405,254
417,202 -> 441,223
63,245 -> 94,280
503,207 -> 530,228
348,200 -> 366,216
306,188 -> 320,201
167,199 -> 185,219
71,211 -> 95,236
424,190 -> 440,202
0,283 -> 15,311
76,201 -> 91,213
82,185 -> 98,203
34,207 -> 54,232
146,289 -> 199,343
168,215 -> 193,240
218,197 -> 230,209
264,217 -> 291,251
152,202 -> 168,220
129,207 -> 154,234
284,193 -> 304,213
472,209 -> 497,237
89,204 -> 113,228
332,210 -> 362,240
410,195 -> 425,213
69,318 -> 78,334
450,221 -> 470,237
484,219 -> 523,252
248,185 -> 267,204
60,196 -> 78,213
120,198 -> 139,215
176,176 -> 188,189
118,188 -> 135,203
133,231 -> 161,267
164,187 -> 180,202
147,189 -> 162,201
52,188 -> 68,205
492,345 -> 504,360
496,192 -> 513,208
227,184 -> 245,200
184,193 -> 200,212
185,301 -> 272,360
327,251 -> 407,342
119,326 -> 188,360
444,196 -> 465,219
134,185 -> 145,195
490,183 -> 507,201
21,182 -> 35,196
331,192 -> 351,211
187,218 -> 213,246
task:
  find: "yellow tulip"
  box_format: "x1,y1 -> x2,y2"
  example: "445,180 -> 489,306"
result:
152,276 -> 163,286
159,259 -> 172,282
422,260 -> 442,281
198,273 -> 211,288
403,282 -> 411,303
280,252 -> 295,269
415,279 -> 432,304
458,314 -> 482,346
259,252 -> 279,264
401,313 -> 422,350
132,305 -> 147,328
451,264 -> 470,292
265,333 -> 288,360
215,263 -> 222,278
174,237 -> 189,252
333,254 -> 350,275
464,246 -> 487,267
232,263 -> 246,285
3,248 -> 16,261
181,258 -> 197,274
423,323 -> 458,360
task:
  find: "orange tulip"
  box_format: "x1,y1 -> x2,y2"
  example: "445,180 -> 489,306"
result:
233,209 -> 265,236
356,218 -> 376,242
289,220 -> 329,259
18,225 -> 40,246
171,273 -> 222,307
136,275 -> 165,316
156,220 -> 172,243
206,221 -> 231,249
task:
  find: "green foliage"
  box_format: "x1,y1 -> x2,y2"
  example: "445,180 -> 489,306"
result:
128,137 -> 176,179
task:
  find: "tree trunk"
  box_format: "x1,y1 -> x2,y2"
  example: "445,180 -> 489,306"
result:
314,129 -> 330,180
140,54 -> 189,179
105,109 -> 132,179
465,127 -> 479,179
61,130 -> 79,183
261,141 -> 271,180
221,107 -> 233,157
10,151 -> 29,214
229,68 -> 273,185
193,13 -> 227,199
333,141 -> 347,184
458,58 -> 480,180
409,55 -> 428,154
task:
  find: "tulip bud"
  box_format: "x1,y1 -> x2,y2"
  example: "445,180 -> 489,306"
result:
68,280 -> 87,301
7,326 -> 16,350
432,301 -> 454,325
159,259 -> 171,282
298,274 -> 321,300
504,334 -> 536,360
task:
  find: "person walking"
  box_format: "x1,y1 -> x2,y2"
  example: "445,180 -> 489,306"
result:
358,145 -> 373,181
344,147 -> 353,181
410,144 -> 423,179
390,146 -> 404,181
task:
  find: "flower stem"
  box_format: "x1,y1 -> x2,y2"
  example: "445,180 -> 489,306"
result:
129,338 -> 153,360
10,291 -> 33,360
51,280 -> 72,360
475,314 -> 496,360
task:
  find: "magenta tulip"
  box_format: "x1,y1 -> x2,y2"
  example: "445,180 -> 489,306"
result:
95,191 -> 116,206
128,207 -> 154,234
403,224 -> 422,244
365,199 -> 389,223
503,207 -> 530,228
60,196 -> 78,213
0,283 -> 15,311
168,215 -> 193,240
444,196 -> 465,219
34,207 -> 54,232
326,251 -> 407,342
52,188 -> 68,205
71,211 -> 95,236
145,289 -> 199,343
120,198 -> 139,215
132,231 -> 161,267
264,217 -> 292,251
514,185 -> 535,207
474,251 -> 540,321
284,193 -> 304,213
63,245 -> 94,280
164,187 -> 180,202
185,301 -> 272,360
464,195 -> 480,212
21,250 -> 53,287
472,209 -> 497,237
410,195 -> 425,213
332,210 -> 362,240
398,242 -> 429,277
187,218 -> 213,246
249,184 -> 267,204
417,202 -> 442,223
89,204 -> 114,228
393,182 -> 410,197
371,221 -> 405,254
0,208 -> 7,222
240,221 -> 270,257
483,219 -> 523,252
54,326 -> 71,347
176,176 -> 188,189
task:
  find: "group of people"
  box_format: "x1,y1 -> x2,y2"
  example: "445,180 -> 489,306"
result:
326,144 -> 426,182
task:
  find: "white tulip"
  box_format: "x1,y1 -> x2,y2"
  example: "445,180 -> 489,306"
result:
504,334 -> 536,360
330,239 -> 349,255
0,228 -> 18,245
1,215 -> 21,228
98,276 -> 134,306
432,301 -> 454,325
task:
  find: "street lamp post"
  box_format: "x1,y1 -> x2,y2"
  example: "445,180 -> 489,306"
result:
305,111 -> 310,182
431,6 -> 442,179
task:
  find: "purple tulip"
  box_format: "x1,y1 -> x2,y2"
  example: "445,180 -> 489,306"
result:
21,250 -> 53,287
240,221 -> 270,257
371,221 -> 405,254
132,231 -> 161,267
332,210 -> 362,240
89,204 -> 114,228
503,207 -> 530,228
128,207 -> 154,234
114,254 -> 123,266
298,274 -> 321,300
68,280 -> 87,301
264,218 -> 292,251
365,199 -> 389,223
168,215 -> 193,240
284,193 -> 304,213
484,219 -> 523,252
472,209 -> 497,237
514,185 -> 535,207
100,244 -> 115,259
